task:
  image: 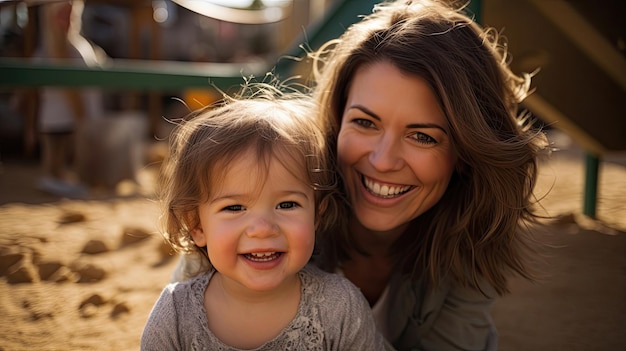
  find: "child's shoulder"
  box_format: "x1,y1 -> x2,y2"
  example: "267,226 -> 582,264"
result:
298,265 -> 383,349
300,264 -> 365,303
164,269 -> 214,301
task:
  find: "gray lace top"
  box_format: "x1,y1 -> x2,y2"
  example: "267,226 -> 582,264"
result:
141,264 -> 384,351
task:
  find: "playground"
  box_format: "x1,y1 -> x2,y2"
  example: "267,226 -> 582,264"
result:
0,0 -> 624,349
0,129 -> 625,350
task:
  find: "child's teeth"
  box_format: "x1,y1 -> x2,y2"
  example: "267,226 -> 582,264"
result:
246,252 -> 279,262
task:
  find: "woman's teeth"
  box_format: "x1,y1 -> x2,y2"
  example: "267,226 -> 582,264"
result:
245,252 -> 281,262
363,177 -> 411,197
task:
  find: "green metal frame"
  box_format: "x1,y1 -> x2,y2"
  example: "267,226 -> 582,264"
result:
275,0 -> 379,78
0,58 -> 265,90
0,0 -> 380,91
584,153 -> 599,218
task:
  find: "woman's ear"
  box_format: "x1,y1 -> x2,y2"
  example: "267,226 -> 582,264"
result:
190,226 -> 207,247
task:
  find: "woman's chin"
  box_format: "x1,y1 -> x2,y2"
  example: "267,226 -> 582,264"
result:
353,209 -> 409,236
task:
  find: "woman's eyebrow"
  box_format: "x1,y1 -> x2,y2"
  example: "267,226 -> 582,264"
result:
347,104 -> 381,121
348,104 -> 448,135
406,123 -> 448,135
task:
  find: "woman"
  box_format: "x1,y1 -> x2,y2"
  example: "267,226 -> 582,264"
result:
309,0 -> 547,349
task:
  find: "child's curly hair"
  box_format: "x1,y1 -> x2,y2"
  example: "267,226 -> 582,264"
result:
158,82 -> 338,265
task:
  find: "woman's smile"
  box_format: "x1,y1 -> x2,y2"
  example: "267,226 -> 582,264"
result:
361,174 -> 414,198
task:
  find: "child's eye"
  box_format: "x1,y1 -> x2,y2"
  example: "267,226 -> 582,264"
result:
276,201 -> 299,210
410,132 -> 437,145
223,205 -> 245,212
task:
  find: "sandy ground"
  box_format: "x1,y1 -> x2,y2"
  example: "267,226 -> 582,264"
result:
0,130 -> 625,351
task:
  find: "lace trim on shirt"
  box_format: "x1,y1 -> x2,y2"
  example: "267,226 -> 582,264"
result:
188,266 -> 325,351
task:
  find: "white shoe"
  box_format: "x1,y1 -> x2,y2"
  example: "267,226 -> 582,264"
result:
36,177 -> 89,199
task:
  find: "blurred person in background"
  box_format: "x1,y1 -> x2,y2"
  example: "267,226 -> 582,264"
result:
27,0 -> 104,198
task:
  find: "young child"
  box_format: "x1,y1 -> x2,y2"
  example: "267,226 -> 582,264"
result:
141,85 -> 384,351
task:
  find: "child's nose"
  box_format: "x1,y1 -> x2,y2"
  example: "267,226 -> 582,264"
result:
244,214 -> 279,238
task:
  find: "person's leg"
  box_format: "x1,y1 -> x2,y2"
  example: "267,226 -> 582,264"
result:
38,132 -> 87,198
40,132 -> 58,178
48,132 -> 71,180
59,132 -> 76,180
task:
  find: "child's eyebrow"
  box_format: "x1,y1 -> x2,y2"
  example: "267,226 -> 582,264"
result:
208,193 -> 247,202
209,190 -> 311,202
278,190 -> 311,199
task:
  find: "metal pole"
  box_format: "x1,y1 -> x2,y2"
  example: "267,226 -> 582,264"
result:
583,152 -> 599,218
466,0 -> 482,24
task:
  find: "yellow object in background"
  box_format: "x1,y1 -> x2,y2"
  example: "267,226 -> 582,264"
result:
183,89 -> 219,110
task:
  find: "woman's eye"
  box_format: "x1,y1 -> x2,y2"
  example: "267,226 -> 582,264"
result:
410,132 -> 437,145
277,201 -> 299,210
223,205 -> 244,212
353,118 -> 375,129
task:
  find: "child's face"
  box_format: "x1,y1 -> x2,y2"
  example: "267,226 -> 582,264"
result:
191,151 -> 315,292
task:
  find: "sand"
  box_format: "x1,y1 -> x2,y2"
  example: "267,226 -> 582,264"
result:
0,130 -> 624,351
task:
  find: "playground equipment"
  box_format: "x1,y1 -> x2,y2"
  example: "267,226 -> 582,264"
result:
482,0 -> 626,218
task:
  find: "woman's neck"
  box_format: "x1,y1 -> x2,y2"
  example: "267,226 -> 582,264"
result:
349,217 -> 408,257
341,218 -> 408,306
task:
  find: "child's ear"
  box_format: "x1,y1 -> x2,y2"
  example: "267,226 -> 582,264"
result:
190,226 -> 207,247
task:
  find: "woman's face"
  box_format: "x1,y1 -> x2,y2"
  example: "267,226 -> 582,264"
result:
337,61 -> 457,233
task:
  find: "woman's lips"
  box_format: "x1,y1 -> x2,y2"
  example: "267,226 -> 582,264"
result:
361,174 -> 413,198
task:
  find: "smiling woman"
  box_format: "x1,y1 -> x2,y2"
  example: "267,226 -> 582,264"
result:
309,0 -> 550,350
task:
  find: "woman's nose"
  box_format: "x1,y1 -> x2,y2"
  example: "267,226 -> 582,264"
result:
369,134 -> 404,172
244,214 -> 279,238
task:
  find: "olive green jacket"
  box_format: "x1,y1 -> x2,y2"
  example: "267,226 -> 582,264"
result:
385,272 -> 497,351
